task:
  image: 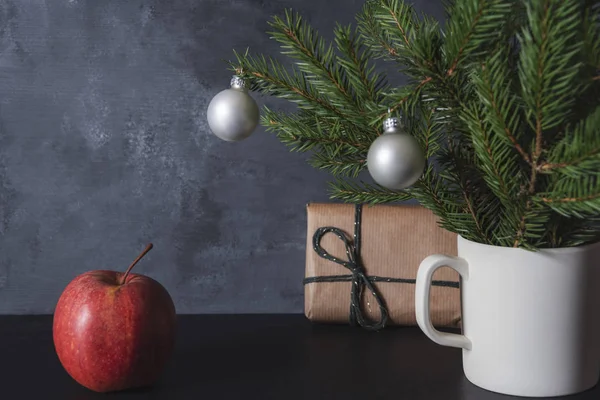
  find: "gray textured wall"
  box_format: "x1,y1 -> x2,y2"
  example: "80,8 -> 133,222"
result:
0,0 -> 442,314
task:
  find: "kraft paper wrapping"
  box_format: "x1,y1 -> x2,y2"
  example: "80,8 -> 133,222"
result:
305,203 -> 461,328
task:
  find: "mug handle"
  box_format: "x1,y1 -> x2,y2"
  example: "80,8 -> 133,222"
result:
415,254 -> 472,350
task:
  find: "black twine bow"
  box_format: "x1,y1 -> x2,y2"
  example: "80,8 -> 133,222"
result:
304,204 -> 459,331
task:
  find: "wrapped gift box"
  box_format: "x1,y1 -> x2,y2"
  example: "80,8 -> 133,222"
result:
304,203 -> 461,329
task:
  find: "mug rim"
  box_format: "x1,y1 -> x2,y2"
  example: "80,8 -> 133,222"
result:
457,235 -> 600,254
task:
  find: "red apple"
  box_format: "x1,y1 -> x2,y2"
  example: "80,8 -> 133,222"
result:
53,243 -> 176,392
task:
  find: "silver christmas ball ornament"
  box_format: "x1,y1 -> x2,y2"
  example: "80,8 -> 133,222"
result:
367,116 -> 426,190
207,76 -> 259,142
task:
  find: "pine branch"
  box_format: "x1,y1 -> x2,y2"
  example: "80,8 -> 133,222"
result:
549,214 -> 600,247
537,175 -> 600,218
540,106 -> 600,177
437,137 -> 493,243
470,49 -> 531,178
402,103 -> 445,158
388,1 -> 413,46
379,76 -> 432,120
334,24 -> 387,102
518,0 -> 583,136
444,0 -> 514,76
461,47 -> 534,246
310,153 -> 366,178
583,2 -> 600,76
329,179 -> 411,203
415,156 -> 503,244
232,52 -> 345,118
473,58 -> 531,165
268,10 -> 385,138
462,189 -> 486,241
513,0 -> 583,247
533,5 -> 549,161
460,106 -> 514,204
262,108 -> 370,152
263,108 -> 373,179
542,193 -> 600,205
269,11 -> 355,107
363,0 -> 418,57
358,0 -> 443,79
409,165 -> 464,234
357,2 -> 401,59
570,5 -> 600,122
513,203 -> 553,248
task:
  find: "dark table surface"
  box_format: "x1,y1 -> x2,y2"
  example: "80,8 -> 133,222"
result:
1,315 -> 599,400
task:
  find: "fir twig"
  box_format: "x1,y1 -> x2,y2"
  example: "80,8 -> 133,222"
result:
330,179 -> 411,203
379,76 -> 432,120
228,0 -> 600,249
539,106 -> 600,177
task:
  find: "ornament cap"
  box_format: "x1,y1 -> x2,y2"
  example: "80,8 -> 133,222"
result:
230,75 -> 248,91
383,116 -> 401,133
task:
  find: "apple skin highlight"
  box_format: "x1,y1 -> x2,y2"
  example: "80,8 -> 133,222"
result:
52,246 -> 176,393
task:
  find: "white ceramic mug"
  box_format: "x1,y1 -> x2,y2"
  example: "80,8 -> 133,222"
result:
415,236 -> 600,397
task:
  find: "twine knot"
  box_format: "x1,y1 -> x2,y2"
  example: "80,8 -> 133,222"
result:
305,205 -> 389,331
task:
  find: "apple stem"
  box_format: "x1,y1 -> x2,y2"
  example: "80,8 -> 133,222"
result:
120,243 -> 154,285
